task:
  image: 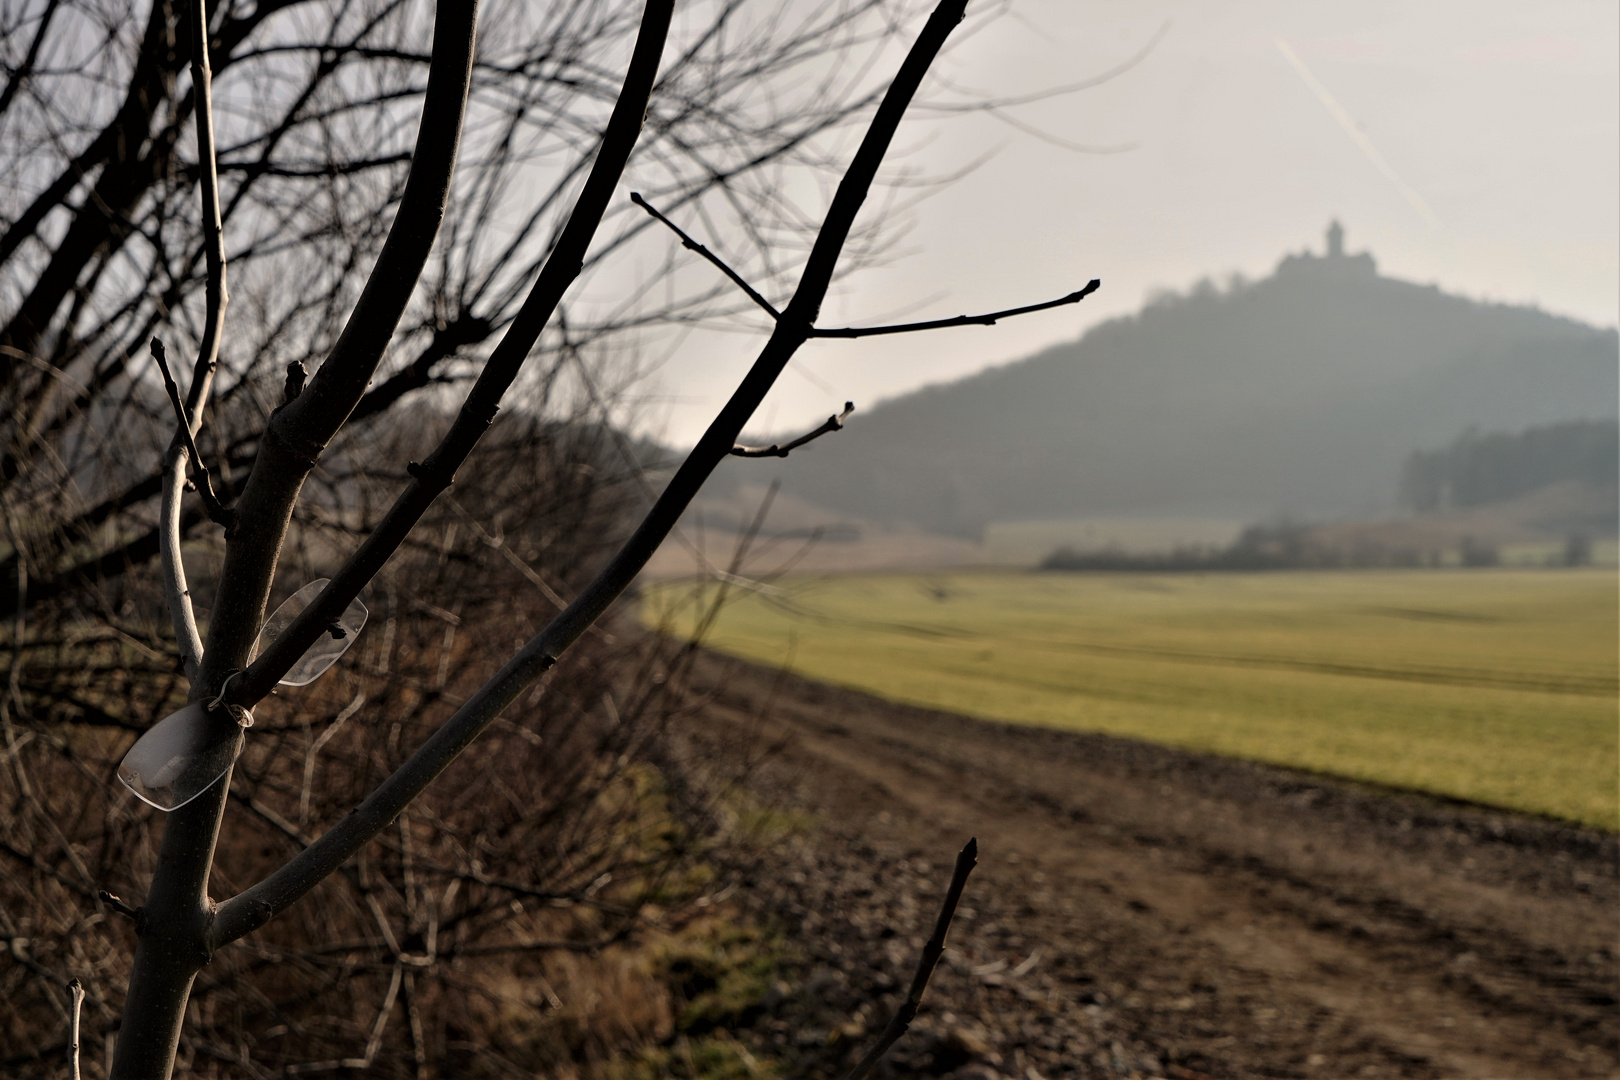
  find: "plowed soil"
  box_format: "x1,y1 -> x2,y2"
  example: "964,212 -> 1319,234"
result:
682,652 -> 1619,1080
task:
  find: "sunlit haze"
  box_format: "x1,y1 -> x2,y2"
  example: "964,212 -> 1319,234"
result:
629,0 -> 1619,446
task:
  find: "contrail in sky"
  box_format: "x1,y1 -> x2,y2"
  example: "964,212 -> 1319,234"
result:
1275,38 -> 1439,227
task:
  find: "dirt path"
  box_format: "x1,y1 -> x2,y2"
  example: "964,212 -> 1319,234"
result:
682,653 -> 1619,1080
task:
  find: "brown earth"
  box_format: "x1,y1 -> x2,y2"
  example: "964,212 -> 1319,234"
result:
679,652 -> 1619,1080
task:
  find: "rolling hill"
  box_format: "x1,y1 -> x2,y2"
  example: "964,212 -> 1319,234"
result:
719,227 -> 1619,538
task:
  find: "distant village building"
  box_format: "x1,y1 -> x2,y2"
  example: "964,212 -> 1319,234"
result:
1278,219 -> 1377,279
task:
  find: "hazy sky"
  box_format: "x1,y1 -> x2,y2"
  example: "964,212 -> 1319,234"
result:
628,0 -> 1619,446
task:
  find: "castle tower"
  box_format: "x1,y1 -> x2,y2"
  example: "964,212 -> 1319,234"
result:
1276,219 -> 1376,278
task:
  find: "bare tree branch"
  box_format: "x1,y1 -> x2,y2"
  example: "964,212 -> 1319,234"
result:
846,838 -> 978,1080
195,0 -> 483,688
112,5 -> 487,1075
67,977 -> 85,1080
229,0 -> 677,707
731,401 -> 854,458
631,191 -> 781,319
156,0 -> 233,683
148,339 -> 232,530
158,456 -> 205,683
211,0 -> 975,950
445,495 -> 570,612
183,0 -> 229,419
811,279 -> 1100,338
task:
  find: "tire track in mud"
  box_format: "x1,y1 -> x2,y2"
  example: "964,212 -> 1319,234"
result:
686,652 -> 1619,1079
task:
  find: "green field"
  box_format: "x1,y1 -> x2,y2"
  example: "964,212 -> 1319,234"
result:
643,569 -> 1619,828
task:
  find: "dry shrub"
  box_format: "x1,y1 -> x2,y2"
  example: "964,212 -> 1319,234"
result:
0,407 -> 744,1077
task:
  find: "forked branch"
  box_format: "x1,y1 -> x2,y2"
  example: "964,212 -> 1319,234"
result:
731,401 -> 854,458
631,190 -> 1100,342
846,838 -> 978,1080
148,338 -> 231,530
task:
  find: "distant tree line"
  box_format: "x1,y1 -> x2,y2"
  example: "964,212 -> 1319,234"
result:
1042,524 -> 1352,573
1041,522 -> 1594,573
1399,419 -> 1619,514
1042,418 -> 1618,574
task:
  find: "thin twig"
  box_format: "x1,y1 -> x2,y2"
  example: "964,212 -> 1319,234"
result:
66,977 -> 85,1080
631,191 -> 781,319
811,279 -> 1100,338
845,838 -> 978,1080
301,691 -> 366,829
731,401 -> 854,458
186,0 -> 228,413
158,453 -> 205,681
443,495 -> 569,612
148,338 -> 232,529
2,508 -> 31,784
156,0 -> 230,682
97,890 -> 139,920
283,962 -> 402,1074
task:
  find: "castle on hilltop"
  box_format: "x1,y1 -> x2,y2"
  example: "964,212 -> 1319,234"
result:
1277,219 -> 1378,279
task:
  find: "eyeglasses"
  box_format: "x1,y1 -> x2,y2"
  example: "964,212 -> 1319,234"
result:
116,702 -> 241,811
117,581 -> 368,810
254,579 -> 368,686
